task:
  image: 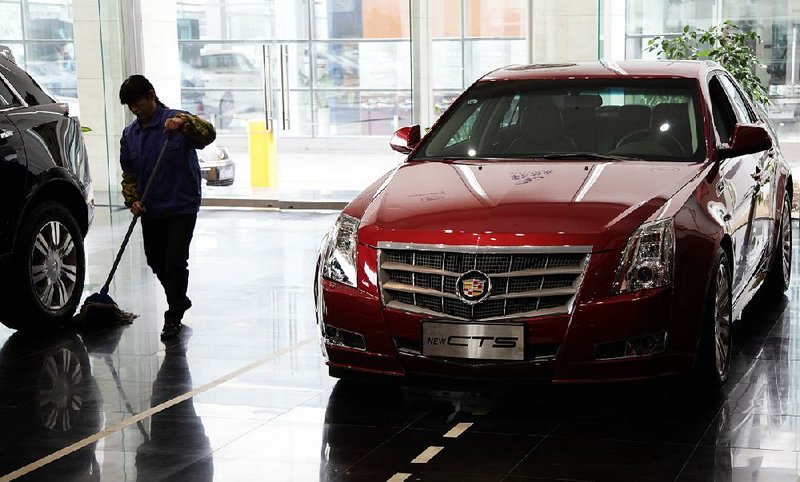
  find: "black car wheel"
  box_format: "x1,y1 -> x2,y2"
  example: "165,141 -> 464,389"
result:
693,248 -> 732,389
762,195 -> 792,297
6,201 -> 85,329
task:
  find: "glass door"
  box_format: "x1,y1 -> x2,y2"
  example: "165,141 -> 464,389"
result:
176,0 -> 412,199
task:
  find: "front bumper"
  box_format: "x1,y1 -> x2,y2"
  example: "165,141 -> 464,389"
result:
316,250 -> 699,383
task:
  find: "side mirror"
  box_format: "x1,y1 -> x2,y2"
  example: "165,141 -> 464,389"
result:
389,125 -> 421,154
720,124 -> 772,160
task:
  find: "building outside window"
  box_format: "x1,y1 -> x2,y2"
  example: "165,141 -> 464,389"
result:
0,0 -> 76,103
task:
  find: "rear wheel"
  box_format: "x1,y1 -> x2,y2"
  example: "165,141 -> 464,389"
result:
2,201 -> 85,329
693,249 -> 732,390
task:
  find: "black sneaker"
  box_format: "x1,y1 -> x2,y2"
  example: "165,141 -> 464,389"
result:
160,321 -> 182,340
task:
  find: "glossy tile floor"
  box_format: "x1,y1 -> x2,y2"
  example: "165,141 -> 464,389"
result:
0,209 -> 799,481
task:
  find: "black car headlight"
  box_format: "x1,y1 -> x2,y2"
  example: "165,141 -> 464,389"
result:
321,214 -> 360,288
613,218 -> 675,294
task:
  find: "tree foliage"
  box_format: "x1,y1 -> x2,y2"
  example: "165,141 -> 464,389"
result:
647,21 -> 769,105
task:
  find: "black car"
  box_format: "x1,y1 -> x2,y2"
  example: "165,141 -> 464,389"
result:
0,48 -> 93,328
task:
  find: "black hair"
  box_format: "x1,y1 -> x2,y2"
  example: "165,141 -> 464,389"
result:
119,74 -> 167,108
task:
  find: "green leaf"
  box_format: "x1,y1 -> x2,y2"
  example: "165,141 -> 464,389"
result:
647,21 -> 768,106
81,126 -> 92,133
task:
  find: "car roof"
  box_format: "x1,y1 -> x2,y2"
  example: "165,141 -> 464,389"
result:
481,60 -> 719,82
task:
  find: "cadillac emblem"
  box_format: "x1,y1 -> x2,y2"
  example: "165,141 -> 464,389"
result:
456,270 -> 492,305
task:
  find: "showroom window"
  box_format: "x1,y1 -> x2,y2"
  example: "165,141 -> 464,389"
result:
0,0 -> 75,101
625,0 -> 800,140
431,0 -> 527,115
176,0 -> 411,138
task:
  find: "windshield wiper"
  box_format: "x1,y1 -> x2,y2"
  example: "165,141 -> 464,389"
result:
411,155 -> 470,161
537,152 -> 643,162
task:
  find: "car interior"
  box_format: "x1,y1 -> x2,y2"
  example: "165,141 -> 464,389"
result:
423,84 -> 705,161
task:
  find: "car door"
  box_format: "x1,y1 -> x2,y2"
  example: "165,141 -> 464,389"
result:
718,74 -> 775,275
0,77 -> 26,257
708,74 -> 761,298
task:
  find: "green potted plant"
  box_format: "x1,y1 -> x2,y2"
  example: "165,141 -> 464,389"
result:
647,21 -> 769,105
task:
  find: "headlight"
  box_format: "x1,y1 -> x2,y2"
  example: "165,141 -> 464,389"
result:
613,218 -> 675,294
321,214 -> 360,288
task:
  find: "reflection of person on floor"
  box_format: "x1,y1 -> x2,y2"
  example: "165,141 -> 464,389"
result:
136,329 -> 213,480
118,74 -> 216,339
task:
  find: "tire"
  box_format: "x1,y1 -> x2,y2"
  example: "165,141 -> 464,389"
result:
761,195 -> 792,297
3,201 -> 86,330
692,248 -> 733,390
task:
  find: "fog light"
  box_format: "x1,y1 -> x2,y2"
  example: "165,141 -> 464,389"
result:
323,324 -> 366,351
595,330 -> 668,360
636,266 -> 654,283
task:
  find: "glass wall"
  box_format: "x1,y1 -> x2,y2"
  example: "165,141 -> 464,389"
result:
0,0 -> 76,102
176,0 -> 412,138
625,0 -> 800,140
431,0 -> 527,115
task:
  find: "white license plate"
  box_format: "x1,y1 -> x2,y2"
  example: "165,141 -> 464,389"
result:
217,166 -> 234,179
421,321 -> 525,361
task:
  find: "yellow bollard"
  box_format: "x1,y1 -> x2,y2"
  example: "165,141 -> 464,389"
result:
248,120 -> 278,187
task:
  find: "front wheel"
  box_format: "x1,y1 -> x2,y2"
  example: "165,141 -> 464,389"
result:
762,196 -> 792,297
4,201 -> 86,329
693,249 -> 733,389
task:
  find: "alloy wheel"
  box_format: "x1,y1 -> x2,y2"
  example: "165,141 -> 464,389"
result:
29,221 -> 78,311
714,262 -> 732,380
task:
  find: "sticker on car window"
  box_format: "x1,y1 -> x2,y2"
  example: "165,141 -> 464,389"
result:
467,99 -> 477,105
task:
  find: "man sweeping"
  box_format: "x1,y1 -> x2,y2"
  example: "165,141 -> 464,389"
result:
118,75 -> 216,339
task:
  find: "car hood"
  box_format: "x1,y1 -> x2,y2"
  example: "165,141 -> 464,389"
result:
357,160 -> 704,252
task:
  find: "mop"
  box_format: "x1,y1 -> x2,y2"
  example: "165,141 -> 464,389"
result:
76,136 -> 171,326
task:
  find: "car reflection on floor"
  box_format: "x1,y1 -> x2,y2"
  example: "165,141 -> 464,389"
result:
316,294 -> 795,481
0,327 -> 106,479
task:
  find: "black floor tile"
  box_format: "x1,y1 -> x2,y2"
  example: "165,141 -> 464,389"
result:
510,436 -> 694,482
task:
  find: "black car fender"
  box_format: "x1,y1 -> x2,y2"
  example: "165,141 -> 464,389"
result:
12,169 -> 89,251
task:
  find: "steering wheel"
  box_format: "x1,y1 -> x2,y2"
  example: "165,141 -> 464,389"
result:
615,129 -> 685,157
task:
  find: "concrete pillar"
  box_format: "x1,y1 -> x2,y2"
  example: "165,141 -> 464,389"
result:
72,0 -> 128,205
72,0 -> 181,205
139,0 -> 181,108
411,0 -> 434,129
528,0 -> 600,63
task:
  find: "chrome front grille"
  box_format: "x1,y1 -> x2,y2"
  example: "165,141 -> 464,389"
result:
379,243 -> 591,321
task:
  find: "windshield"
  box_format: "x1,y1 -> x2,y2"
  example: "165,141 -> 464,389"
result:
413,79 -> 706,162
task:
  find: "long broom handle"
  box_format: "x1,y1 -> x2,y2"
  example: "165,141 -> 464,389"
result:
100,135 -> 171,296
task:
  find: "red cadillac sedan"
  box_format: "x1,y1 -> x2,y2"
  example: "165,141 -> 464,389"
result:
315,61 -> 792,387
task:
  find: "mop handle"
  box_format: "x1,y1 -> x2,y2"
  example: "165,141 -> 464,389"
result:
100,135 -> 172,296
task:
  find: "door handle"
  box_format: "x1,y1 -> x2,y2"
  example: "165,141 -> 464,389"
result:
0,129 -> 13,140
279,44 -> 291,130
262,44 -> 274,132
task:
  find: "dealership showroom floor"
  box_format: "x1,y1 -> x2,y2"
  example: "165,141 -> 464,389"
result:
0,207 -> 795,481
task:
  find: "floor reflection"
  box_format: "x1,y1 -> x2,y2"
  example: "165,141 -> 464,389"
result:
0,327 -> 108,479
316,291 -> 798,481
135,327 -> 212,480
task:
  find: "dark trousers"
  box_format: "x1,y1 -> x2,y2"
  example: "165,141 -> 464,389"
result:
141,214 -> 197,323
